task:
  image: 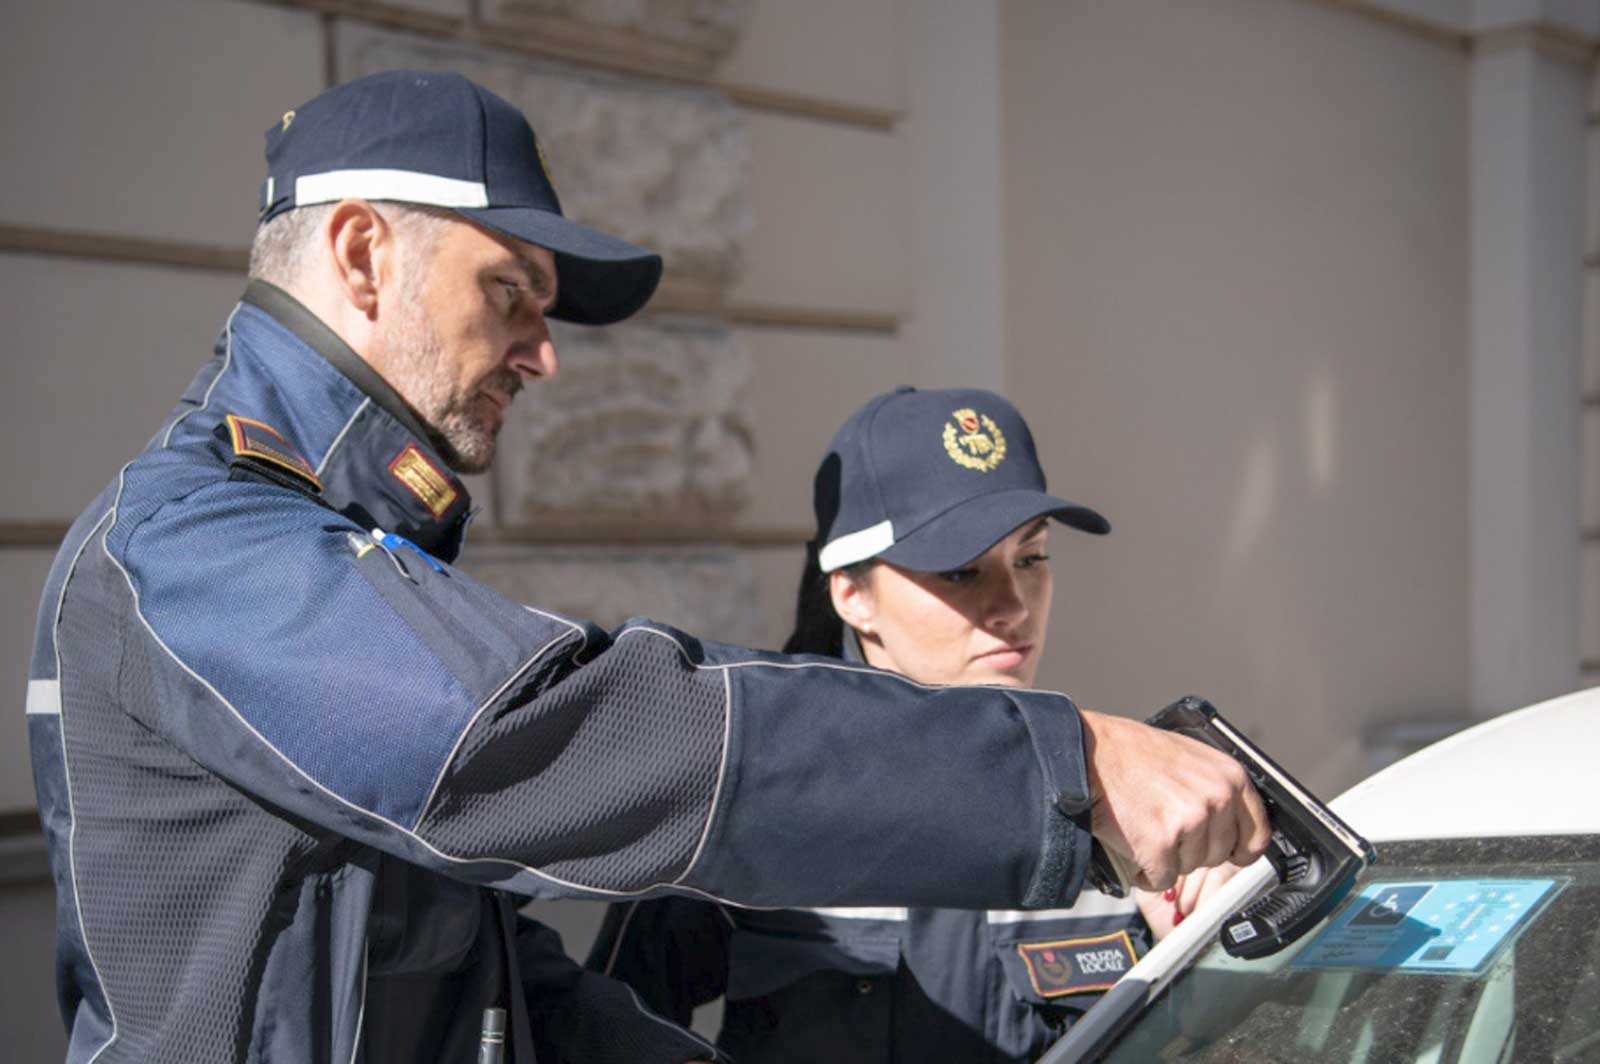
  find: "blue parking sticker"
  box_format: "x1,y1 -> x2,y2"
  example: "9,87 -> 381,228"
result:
1292,879 -> 1562,975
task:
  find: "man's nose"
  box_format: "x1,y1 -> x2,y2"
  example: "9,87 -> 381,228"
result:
509,315 -> 559,381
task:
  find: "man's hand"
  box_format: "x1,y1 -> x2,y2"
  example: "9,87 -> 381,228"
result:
1079,709 -> 1271,892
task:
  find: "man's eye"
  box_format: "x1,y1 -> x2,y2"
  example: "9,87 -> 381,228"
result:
1018,552 -> 1051,569
939,567 -> 979,584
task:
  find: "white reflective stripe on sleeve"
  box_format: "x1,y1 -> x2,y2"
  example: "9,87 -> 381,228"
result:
818,519 -> 894,572
26,679 -> 61,716
294,169 -> 490,209
987,891 -> 1139,923
802,906 -> 910,921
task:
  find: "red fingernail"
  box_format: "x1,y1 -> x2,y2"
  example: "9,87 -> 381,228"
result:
1163,888 -> 1176,902
1173,909 -> 1185,925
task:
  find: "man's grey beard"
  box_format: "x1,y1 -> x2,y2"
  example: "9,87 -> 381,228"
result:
383,300 -> 513,476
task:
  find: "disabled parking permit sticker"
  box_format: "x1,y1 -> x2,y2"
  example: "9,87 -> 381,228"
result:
1292,879 -> 1562,976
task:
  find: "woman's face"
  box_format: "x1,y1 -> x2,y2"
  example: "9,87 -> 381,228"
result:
833,519 -> 1054,687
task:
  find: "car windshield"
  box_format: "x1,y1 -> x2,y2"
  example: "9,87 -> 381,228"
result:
1094,835 -> 1600,1063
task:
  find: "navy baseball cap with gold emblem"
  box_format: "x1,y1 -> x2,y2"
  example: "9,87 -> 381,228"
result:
258,70 -> 661,326
814,387 -> 1109,573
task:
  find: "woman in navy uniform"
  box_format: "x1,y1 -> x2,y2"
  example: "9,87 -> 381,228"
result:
588,387 -> 1225,1062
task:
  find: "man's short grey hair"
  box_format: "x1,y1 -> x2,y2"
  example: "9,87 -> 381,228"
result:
247,202 -> 456,288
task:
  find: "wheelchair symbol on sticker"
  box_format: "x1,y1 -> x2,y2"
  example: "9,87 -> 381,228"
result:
1351,884 -> 1432,927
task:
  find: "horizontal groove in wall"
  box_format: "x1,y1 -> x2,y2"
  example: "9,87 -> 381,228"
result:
250,0 -> 901,130
1303,0 -> 1600,61
1300,0 -> 1468,50
723,303 -> 900,333
1584,393 -> 1600,407
0,521 -> 809,550
0,224 -> 247,274
0,224 -> 901,334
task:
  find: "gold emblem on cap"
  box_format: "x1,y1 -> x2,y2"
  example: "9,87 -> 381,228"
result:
943,408 -> 1007,472
281,110 -> 296,132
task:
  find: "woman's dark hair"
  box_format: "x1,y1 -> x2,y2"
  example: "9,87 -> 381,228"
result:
783,541 -> 873,657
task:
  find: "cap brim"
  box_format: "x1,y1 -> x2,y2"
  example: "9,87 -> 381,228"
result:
876,489 -> 1109,573
458,206 -> 663,326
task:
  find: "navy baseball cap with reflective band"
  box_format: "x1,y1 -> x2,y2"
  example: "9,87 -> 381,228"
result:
813,387 -> 1110,573
258,70 -> 662,326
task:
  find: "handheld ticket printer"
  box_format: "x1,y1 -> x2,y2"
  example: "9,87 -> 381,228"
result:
1087,696 -> 1376,959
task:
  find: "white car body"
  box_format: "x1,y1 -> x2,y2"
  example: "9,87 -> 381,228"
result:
1331,686 -> 1600,842
1041,686 -> 1600,1063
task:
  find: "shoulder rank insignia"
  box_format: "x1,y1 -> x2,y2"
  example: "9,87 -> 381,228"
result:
224,414 -> 322,494
389,443 -> 459,518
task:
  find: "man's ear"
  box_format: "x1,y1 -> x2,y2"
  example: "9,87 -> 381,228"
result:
829,568 -> 878,636
325,200 -> 393,321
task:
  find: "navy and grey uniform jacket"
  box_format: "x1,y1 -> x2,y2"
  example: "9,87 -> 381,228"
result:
588,642 -> 1149,1064
27,282 -> 1098,1063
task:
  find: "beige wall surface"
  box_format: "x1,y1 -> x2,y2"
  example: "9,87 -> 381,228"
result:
1001,0 -> 1473,794
0,256 -> 244,521
0,0 -> 321,248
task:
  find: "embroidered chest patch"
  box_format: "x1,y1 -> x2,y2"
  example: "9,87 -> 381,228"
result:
389,443 -> 459,518
1017,930 -> 1139,997
225,414 -> 321,493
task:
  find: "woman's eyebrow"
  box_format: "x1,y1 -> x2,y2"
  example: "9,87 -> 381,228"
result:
1020,518 -> 1050,542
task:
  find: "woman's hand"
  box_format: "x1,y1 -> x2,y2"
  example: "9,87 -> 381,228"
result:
1134,861 -> 1246,940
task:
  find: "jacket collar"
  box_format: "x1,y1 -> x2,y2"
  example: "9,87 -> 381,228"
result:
232,281 -> 474,561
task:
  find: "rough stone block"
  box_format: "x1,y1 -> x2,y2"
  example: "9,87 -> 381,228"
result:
462,543 -> 761,645
495,317 -> 752,523
487,0 -> 749,61
339,25 -> 751,282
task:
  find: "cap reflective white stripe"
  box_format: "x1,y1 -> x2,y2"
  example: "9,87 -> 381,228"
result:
26,679 -> 61,717
818,519 -> 894,572
294,168 -> 490,209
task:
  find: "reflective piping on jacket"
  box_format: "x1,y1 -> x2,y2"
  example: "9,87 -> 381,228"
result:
986,891 -> 1139,923
316,397 -> 371,477
162,303 -> 240,448
622,984 -> 722,1059
600,900 -> 643,976
26,679 -> 61,716
61,501 -> 125,1062
344,940 -> 368,1064
802,906 -> 911,921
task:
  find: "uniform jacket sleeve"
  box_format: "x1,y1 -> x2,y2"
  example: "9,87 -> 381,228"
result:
109,471 -> 1093,910
585,898 -> 733,1027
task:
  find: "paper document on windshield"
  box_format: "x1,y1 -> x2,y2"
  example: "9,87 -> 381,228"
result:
1291,878 -> 1564,976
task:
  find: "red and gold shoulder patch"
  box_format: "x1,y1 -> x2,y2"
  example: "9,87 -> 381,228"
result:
225,414 -> 321,492
389,444 -> 459,518
1018,930 -> 1139,997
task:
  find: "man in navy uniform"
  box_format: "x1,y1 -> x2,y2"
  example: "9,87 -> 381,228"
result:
26,71 -> 1268,1063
